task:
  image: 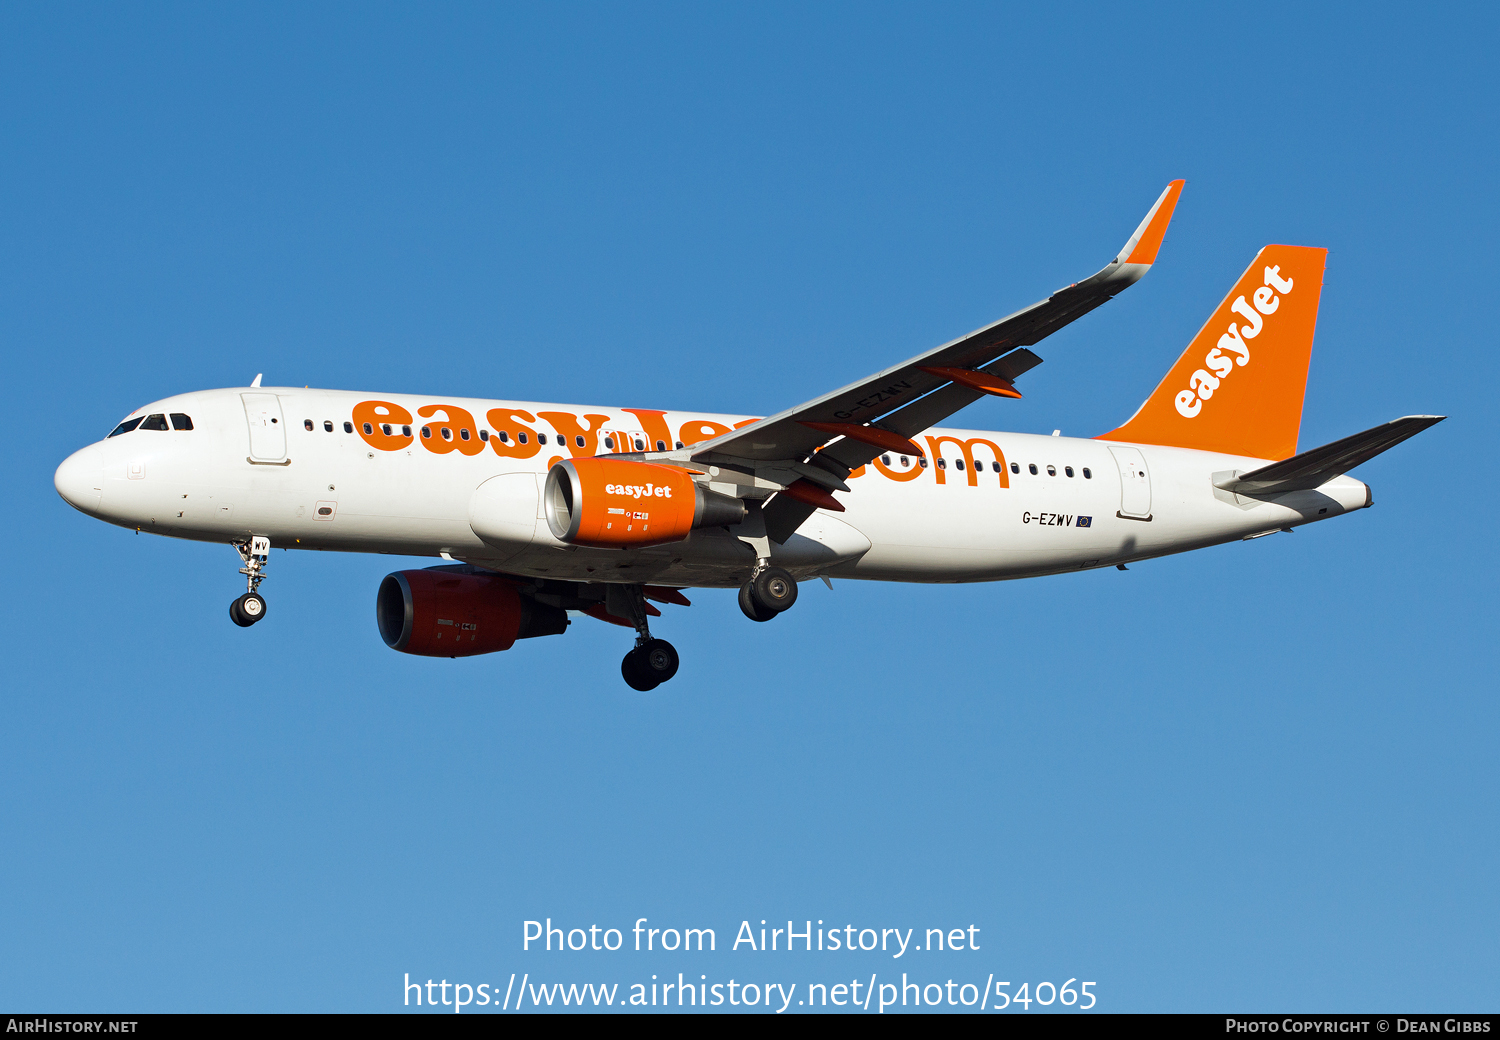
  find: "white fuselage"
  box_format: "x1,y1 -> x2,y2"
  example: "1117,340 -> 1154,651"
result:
55,386 -> 1371,588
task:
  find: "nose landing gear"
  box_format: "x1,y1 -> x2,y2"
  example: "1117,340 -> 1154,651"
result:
230,592 -> 267,627
608,583 -> 679,691
230,537 -> 271,627
738,565 -> 798,622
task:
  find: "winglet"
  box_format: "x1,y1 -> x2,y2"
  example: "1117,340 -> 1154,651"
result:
1115,180 -> 1184,267
250,373 -> 263,388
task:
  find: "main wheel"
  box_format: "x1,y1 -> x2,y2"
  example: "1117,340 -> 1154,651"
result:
621,652 -> 656,690
738,583 -> 777,622
749,566 -> 798,614
638,639 -> 679,684
621,639 -> 679,691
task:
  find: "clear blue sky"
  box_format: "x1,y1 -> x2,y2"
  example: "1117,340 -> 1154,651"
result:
2,2 -> 1495,1013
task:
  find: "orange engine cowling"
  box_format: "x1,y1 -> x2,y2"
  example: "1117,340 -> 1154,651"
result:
544,458 -> 745,549
376,568 -> 569,657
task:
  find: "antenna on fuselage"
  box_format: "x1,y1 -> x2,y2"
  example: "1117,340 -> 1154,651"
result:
250,373 -> 263,388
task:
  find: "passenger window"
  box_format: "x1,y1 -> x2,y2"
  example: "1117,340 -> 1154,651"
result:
345,421 -> 354,433
919,457 -> 928,468
108,417 -> 144,437
936,458 -> 947,470
675,441 -> 684,449
381,424 -> 392,436
538,433 -> 548,445
1047,465 -> 1056,476
574,435 -> 584,447
323,420 -> 333,432
1065,466 -> 1074,477
170,413 -> 194,431
479,430 -> 489,442
604,436 -> 614,450
519,432 -> 529,444
1083,467 -> 1092,479
899,455 -> 908,467
402,425 -> 412,437
362,422 -> 373,435
421,426 -> 431,439
440,428 -> 452,441
140,413 -> 169,431
1028,464 -> 1038,475
1010,462 -> 1020,474
304,419 -> 314,431
499,430 -> 510,443
656,440 -> 667,452
460,428 -> 471,441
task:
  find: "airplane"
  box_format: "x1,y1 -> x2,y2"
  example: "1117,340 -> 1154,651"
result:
53,181 -> 1443,690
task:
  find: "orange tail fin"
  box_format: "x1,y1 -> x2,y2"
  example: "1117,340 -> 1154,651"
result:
1098,244 -> 1327,461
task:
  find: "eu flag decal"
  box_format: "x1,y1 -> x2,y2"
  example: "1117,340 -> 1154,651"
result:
1076,515 -> 1092,528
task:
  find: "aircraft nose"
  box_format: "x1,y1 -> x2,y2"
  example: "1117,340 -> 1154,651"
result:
55,446 -> 104,514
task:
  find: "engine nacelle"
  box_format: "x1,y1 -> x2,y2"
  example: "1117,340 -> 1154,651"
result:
544,458 -> 745,548
376,568 -> 568,657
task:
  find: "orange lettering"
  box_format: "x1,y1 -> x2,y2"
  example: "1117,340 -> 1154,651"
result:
417,404 -> 485,456
924,435 -> 1008,487
678,420 -> 731,446
486,408 -> 542,459
620,409 -> 674,453
537,411 -> 612,457
352,401 -> 414,451
871,454 -> 923,482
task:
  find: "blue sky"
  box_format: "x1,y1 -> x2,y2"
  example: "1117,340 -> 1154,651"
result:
2,2 -> 1495,1013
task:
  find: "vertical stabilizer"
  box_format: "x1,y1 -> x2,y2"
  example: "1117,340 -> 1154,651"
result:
1098,244 -> 1327,461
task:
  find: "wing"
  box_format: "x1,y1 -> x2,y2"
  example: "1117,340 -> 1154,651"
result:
680,180 -> 1185,541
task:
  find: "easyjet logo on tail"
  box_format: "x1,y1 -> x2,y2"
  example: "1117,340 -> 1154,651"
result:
1175,265 -> 1295,418
1098,244 -> 1327,462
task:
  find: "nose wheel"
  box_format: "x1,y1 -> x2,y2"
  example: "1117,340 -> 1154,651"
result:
230,592 -> 268,627
230,536 -> 271,628
738,565 -> 798,622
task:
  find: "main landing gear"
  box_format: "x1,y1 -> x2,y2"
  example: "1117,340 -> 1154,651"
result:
230,536 -> 271,628
737,565 -> 798,623
609,583 -> 680,692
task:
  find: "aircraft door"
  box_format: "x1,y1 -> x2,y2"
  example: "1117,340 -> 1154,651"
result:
1108,445 -> 1152,520
242,393 -> 288,462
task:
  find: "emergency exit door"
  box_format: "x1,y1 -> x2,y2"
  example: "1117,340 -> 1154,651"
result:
1108,445 -> 1152,520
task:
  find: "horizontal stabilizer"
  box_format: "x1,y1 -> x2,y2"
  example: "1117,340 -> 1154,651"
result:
1213,415 -> 1445,496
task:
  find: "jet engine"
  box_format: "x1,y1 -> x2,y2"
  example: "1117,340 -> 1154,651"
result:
376,567 -> 568,657
544,458 -> 745,549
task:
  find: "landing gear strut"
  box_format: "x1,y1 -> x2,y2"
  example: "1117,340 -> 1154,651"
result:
230,536 -> 271,628
608,583 -> 679,691
738,565 -> 798,623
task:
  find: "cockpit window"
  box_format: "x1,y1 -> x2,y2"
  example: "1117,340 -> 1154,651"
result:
170,413 -> 194,430
139,414 -> 169,431
108,417 -> 144,438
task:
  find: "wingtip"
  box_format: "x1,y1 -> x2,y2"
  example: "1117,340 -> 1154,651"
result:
1121,179 -> 1185,266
